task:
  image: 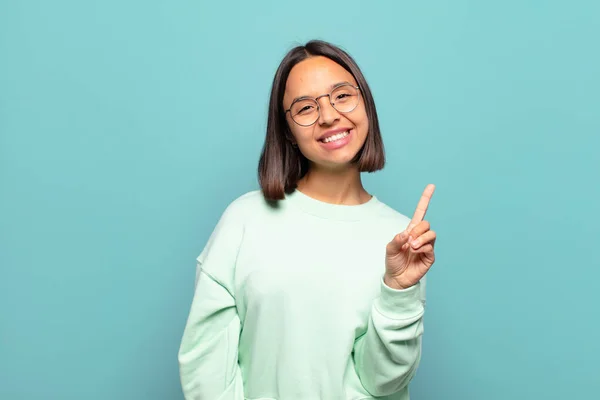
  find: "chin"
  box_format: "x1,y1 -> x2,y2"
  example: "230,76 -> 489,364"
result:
302,139 -> 365,170
313,152 -> 361,170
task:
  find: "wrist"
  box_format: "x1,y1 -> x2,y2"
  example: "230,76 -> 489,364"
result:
384,274 -> 411,291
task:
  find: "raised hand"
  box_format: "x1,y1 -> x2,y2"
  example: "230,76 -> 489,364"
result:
384,184 -> 437,290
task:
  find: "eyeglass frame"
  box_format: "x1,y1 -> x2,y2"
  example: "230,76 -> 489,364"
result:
284,83 -> 362,127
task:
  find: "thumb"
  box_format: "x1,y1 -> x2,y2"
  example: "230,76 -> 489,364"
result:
386,231 -> 409,255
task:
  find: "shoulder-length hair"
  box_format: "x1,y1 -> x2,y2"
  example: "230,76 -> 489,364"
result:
258,40 -> 385,200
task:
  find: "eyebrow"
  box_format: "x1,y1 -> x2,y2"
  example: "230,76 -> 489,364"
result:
290,81 -> 354,104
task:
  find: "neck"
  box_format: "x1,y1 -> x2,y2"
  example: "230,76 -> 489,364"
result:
296,164 -> 371,205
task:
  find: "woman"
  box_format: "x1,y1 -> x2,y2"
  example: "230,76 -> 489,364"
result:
178,40 -> 437,400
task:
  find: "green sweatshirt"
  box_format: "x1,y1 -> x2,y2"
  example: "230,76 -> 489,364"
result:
178,189 -> 426,400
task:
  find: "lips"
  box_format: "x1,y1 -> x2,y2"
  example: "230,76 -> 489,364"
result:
317,127 -> 353,142
318,129 -> 352,150
322,130 -> 350,143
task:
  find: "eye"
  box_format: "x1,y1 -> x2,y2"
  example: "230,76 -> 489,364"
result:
332,85 -> 359,104
334,91 -> 356,103
297,105 -> 314,114
292,100 -> 317,116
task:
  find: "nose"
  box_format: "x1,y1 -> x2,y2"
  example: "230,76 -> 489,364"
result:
317,95 -> 340,126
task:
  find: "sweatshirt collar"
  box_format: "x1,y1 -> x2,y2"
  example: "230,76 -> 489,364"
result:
284,188 -> 383,221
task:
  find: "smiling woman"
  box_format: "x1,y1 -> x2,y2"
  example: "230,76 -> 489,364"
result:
283,59 -> 369,170
259,41 -> 386,201
178,40 -> 437,400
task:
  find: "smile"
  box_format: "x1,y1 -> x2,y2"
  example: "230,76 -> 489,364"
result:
320,130 -> 350,143
317,129 -> 353,150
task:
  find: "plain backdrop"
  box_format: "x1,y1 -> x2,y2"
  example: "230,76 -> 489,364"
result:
1,1 -> 599,399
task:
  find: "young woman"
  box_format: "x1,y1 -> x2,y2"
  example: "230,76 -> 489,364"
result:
178,40 -> 437,400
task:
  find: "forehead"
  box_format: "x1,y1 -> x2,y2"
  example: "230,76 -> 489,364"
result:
284,56 -> 356,101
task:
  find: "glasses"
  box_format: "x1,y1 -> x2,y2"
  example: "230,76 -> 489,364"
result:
284,83 -> 361,126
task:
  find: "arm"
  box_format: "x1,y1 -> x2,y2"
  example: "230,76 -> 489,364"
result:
178,204 -> 245,400
355,184 -> 436,396
352,278 -> 425,397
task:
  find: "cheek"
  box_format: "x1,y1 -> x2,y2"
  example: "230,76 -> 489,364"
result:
290,125 -> 315,143
349,109 -> 369,136
285,120 -> 302,141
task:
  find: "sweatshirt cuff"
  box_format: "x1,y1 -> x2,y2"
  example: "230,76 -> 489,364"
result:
376,277 -> 424,320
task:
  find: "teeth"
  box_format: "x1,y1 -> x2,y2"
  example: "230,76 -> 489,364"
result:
322,130 -> 349,143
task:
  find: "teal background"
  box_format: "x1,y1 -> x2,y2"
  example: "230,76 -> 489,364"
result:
1,0 -> 598,399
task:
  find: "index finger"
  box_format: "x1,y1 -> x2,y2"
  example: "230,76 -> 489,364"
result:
407,184 -> 435,231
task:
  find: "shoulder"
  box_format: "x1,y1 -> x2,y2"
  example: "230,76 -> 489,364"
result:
215,189 -> 281,230
229,189 -> 268,208
368,197 -> 413,235
220,190 -> 270,221
375,199 -> 412,225
197,190 -> 266,264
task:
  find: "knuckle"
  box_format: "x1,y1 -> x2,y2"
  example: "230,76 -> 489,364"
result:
412,221 -> 429,234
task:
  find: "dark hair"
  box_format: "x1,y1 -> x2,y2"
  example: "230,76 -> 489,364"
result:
258,40 -> 385,200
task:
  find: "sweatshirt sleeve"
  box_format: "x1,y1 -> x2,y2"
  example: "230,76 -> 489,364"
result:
352,277 -> 426,397
178,204 -> 245,400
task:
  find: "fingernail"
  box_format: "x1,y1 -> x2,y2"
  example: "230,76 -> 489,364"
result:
408,236 -> 414,243
411,240 -> 419,248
